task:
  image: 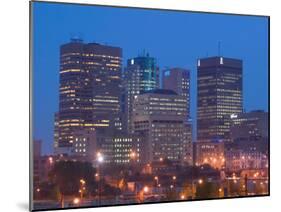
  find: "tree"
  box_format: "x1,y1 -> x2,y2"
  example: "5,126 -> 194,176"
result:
195,180 -> 219,199
164,189 -> 178,201
49,161 -> 97,199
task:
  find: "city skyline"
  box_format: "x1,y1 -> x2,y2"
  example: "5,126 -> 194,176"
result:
31,2 -> 269,210
32,2 -> 269,154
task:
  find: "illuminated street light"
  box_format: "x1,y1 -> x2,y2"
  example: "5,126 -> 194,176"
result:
36,188 -> 40,192
143,186 -> 149,193
73,198 -> 80,205
159,157 -> 163,162
154,176 -> 159,185
198,179 -> 203,184
96,152 -> 104,206
97,152 -> 104,163
80,179 -> 86,185
180,195 -> 185,200
172,176 -> 177,180
48,157 -> 53,164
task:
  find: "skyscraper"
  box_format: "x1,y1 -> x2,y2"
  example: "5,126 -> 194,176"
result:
197,56 -> 243,143
132,89 -> 190,163
162,68 -> 191,118
56,38 -> 122,152
123,53 -> 159,132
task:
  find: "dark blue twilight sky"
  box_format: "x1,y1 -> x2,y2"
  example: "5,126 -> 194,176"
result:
32,2 -> 269,154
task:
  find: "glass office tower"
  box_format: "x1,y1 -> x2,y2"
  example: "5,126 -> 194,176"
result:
197,56 -> 243,143
123,53 -> 159,133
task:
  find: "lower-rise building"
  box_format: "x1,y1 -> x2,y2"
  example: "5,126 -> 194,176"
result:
194,140 -> 225,169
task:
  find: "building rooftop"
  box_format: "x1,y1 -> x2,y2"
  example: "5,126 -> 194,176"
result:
141,89 -> 177,95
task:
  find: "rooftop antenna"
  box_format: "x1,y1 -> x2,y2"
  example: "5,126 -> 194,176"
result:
218,41 -> 221,56
70,32 -> 83,43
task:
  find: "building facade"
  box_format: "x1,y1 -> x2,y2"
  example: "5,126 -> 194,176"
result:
55,39 -> 122,153
225,110 -> 269,172
197,56 -> 243,143
162,67 -> 191,119
112,134 -> 148,164
229,110 -> 268,144
132,89 -> 191,163
123,53 -> 160,133
194,141 -> 225,169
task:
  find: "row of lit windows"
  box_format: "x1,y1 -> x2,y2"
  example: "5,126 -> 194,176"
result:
81,53 -> 121,60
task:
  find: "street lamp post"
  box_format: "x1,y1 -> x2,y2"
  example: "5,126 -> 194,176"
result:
96,152 -> 104,206
79,179 -> 86,203
154,176 -> 159,186
172,175 -> 177,189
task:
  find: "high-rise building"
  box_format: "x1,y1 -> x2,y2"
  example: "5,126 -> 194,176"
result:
132,89 -> 191,163
197,56 -> 243,143
56,38 -> 122,152
123,53 -> 159,133
162,68 -> 191,118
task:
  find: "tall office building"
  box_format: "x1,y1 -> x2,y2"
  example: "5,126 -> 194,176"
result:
162,68 -> 191,118
132,89 -> 191,163
123,53 -> 159,133
56,38 -> 122,152
197,56 -> 243,143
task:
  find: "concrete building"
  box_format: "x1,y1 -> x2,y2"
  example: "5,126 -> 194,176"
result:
33,140 -> 54,186
112,134 -> 148,164
162,67 -> 191,119
194,141 -> 225,169
225,110 -> 269,172
72,128 -> 97,162
132,89 -> 191,163
225,147 -> 268,172
182,121 -> 193,165
230,110 -> 268,144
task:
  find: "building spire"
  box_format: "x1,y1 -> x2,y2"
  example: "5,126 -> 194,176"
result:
218,41 -> 221,56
